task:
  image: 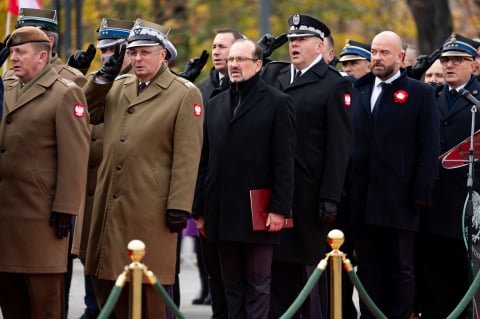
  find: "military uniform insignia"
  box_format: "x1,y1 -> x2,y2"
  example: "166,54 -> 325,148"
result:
194,103 -> 202,117
292,14 -> 300,27
74,103 -> 85,118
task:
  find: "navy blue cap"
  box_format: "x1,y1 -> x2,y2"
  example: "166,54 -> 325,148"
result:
339,39 -> 371,62
96,18 -> 134,49
15,8 -> 58,32
441,33 -> 480,58
287,14 -> 330,40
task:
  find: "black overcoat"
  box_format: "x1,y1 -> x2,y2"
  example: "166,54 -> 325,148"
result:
350,71 -> 440,232
262,60 -> 352,264
192,75 -> 296,244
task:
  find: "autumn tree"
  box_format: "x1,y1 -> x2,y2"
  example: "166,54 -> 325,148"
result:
407,0 -> 452,54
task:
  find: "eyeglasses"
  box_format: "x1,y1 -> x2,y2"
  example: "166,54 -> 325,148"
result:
225,56 -> 259,64
127,48 -> 161,58
439,56 -> 473,66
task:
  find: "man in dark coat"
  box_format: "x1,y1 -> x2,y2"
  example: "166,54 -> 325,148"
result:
262,14 -> 352,319
417,33 -> 480,319
194,28 -> 244,317
350,31 -> 440,319
192,38 -> 296,319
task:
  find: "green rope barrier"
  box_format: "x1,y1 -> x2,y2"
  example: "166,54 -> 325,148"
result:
144,269 -> 186,319
151,279 -> 186,319
345,259 -> 388,319
446,266 -> 480,319
97,285 -> 124,319
97,269 -> 128,319
279,258 -> 328,319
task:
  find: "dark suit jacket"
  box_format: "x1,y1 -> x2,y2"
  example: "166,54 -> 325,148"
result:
192,74 -> 296,245
350,70 -> 440,232
262,60 -> 352,264
421,75 -> 480,239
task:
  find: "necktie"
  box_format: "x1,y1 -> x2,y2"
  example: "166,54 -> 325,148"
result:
294,70 -> 302,81
372,82 -> 387,118
448,89 -> 458,109
138,82 -> 147,95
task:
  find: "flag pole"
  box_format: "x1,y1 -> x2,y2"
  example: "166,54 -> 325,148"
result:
3,12 -> 11,75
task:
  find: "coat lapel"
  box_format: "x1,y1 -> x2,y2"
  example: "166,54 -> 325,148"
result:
277,67 -> 291,90
4,68 -> 56,114
125,65 -> 176,107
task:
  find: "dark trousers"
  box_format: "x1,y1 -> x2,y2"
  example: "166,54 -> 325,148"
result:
200,235 -> 228,318
0,272 -> 65,319
80,258 -> 100,315
217,241 -> 274,319
92,277 -> 171,319
353,225 -> 415,319
417,233 -> 469,319
270,261 -> 326,319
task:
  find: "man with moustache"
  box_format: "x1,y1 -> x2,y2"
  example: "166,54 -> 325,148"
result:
350,31 -> 439,319
193,38 -> 295,319
262,14 -> 352,318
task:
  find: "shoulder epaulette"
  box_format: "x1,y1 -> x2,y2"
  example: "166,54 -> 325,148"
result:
63,65 -> 85,77
57,77 -> 78,87
175,76 -> 195,88
114,74 -> 132,81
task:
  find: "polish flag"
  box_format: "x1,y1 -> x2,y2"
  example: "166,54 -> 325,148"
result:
8,0 -> 42,16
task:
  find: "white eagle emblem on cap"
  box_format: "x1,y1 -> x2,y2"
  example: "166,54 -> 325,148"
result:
293,14 -> 300,26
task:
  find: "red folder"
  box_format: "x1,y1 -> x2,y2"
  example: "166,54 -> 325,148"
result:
250,188 -> 294,231
440,129 -> 480,169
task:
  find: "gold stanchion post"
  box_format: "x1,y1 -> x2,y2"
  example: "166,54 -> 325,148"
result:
128,240 -> 146,319
327,229 -> 346,319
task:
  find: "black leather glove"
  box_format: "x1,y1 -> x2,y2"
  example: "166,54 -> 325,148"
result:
257,33 -> 288,59
49,211 -> 73,239
317,200 -> 337,229
178,50 -> 209,82
166,209 -> 190,233
67,43 -> 96,74
97,44 -> 126,81
0,34 -> 10,66
406,48 -> 441,80
329,56 -> 339,68
414,199 -> 431,214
